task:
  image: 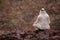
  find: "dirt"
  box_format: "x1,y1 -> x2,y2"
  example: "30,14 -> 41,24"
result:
0,29 -> 60,40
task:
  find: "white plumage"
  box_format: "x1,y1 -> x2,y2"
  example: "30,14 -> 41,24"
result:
33,8 -> 50,30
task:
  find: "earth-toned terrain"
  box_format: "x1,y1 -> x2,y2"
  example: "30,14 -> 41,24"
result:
0,0 -> 60,40
0,30 -> 60,40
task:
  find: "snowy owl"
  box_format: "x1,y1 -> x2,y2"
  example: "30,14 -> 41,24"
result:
33,8 -> 50,30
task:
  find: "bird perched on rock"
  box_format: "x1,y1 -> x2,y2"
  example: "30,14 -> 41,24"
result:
33,8 -> 50,30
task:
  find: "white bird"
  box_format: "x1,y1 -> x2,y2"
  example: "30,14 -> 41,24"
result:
33,8 -> 50,30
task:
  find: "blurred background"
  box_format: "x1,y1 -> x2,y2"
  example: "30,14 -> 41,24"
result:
0,0 -> 60,34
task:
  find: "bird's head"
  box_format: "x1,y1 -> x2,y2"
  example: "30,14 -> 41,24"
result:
41,8 -> 45,11
39,8 -> 47,15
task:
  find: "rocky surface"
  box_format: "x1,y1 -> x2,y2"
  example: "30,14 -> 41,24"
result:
0,30 -> 60,40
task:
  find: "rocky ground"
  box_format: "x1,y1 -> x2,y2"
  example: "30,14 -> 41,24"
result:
0,29 -> 60,40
